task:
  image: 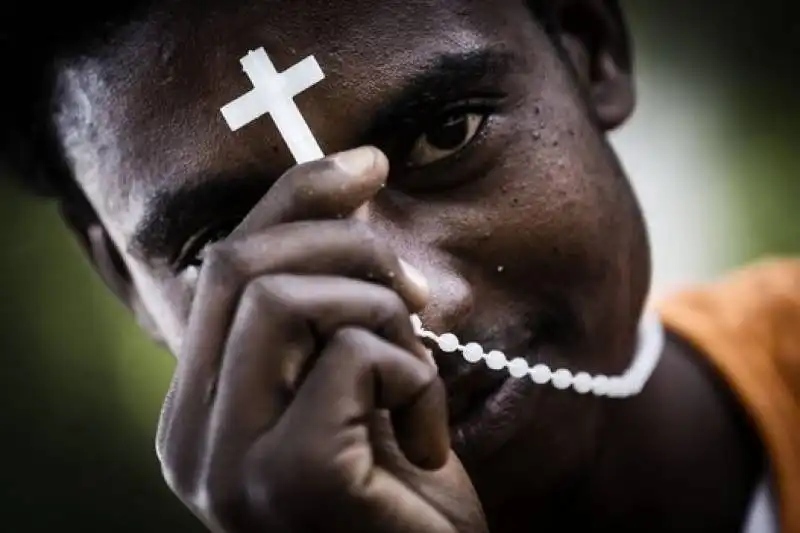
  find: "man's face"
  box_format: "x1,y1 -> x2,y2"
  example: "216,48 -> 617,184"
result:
54,0 -> 648,512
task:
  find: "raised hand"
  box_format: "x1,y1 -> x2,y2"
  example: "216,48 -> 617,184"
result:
156,147 -> 488,533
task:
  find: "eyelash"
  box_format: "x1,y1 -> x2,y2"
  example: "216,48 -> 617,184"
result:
397,98 -> 495,146
175,223 -> 235,270
388,99 -> 499,189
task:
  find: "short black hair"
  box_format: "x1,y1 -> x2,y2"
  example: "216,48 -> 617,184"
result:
0,0 -> 625,199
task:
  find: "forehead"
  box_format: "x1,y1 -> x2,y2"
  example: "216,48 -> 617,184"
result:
55,0 -> 535,236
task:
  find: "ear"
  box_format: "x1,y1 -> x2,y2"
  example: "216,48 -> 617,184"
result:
58,192 -> 165,346
550,0 -> 635,130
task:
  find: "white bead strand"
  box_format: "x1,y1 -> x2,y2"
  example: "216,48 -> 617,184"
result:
410,311 -> 664,398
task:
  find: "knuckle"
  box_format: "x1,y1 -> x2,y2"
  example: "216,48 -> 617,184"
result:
202,242 -> 242,282
239,276 -> 284,311
323,328 -> 380,376
156,438 -> 196,502
241,275 -> 292,314
372,286 -> 410,325
381,286 -> 409,317
344,219 -> 400,276
329,326 -> 370,349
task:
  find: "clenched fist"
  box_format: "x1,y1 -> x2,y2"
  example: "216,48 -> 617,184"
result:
156,147 -> 488,533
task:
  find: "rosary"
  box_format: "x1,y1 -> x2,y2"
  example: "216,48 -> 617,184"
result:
219,48 -> 665,398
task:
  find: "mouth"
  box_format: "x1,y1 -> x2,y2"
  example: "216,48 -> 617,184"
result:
424,333 -> 542,461
446,365 -> 508,426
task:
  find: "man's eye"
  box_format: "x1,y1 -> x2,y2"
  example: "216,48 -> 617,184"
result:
406,110 -> 488,167
176,225 -> 232,270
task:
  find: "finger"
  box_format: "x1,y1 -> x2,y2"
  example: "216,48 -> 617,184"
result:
222,219 -> 428,311
228,146 -> 389,240
209,274 -> 428,446
163,219 -> 429,473
227,146 -> 431,298
226,146 -> 430,298
285,327 -> 449,470
180,217 -> 427,388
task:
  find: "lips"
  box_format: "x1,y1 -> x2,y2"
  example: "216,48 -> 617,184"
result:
418,328 -> 530,448
421,328 -> 537,459
444,362 -> 509,425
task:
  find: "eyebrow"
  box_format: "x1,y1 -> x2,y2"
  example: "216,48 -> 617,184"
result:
364,48 -> 515,141
130,172 -> 271,265
130,47 -> 516,265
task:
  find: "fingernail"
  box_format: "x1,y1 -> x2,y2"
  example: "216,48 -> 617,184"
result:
352,203 -> 370,221
333,147 -> 378,175
399,259 -> 429,296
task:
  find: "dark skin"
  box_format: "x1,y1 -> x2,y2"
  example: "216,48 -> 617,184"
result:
44,0 -> 763,531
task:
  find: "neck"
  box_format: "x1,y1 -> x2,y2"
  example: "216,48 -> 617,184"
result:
574,331 -> 764,532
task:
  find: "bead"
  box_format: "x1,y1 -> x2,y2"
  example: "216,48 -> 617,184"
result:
591,375 -> 609,396
486,350 -> 507,370
530,364 -> 551,384
462,343 -> 483,363
552,369 -> 572,390
507,358 -> 529,378
408,312 -> 665,400
437,333 -> 459,353
606,377 -> 625,397
572,372 -> 593,394
420,330 -> 438,340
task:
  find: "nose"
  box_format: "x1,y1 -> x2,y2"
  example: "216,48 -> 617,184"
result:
361,196 -> 475,363
410,262 -> 475,379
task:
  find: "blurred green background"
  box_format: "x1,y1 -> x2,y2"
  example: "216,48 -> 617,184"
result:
0,1 -> 797,531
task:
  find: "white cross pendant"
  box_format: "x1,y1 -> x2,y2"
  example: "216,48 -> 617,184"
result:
220,47 -> 325,164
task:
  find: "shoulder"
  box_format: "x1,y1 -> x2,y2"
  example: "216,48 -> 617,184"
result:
656,256 -> 800,405
658,257 -> 800,354
657,257 -> 800,533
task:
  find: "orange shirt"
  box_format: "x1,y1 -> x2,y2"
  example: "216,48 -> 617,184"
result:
659,259 -> 800,533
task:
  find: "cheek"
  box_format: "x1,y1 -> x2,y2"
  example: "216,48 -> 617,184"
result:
448,116 -> 625,291
424,77 -> 645,359
126,259 -> 195,355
